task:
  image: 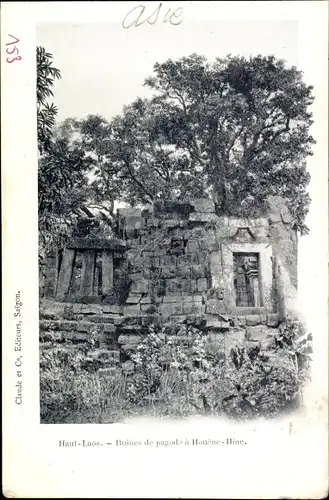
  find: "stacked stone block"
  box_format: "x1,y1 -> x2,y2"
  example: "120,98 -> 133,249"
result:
40,196 -> 297,365
118,199 -> 224,327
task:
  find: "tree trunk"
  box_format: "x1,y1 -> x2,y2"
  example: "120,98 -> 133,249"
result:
210,141 -> 227,214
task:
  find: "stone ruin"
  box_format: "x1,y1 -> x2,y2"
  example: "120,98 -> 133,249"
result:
40,195 -> 299,367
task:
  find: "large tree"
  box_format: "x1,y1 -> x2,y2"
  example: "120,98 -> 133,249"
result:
40,53 -> 315,235
146,54 -> 314,227
37,48 -> 96,258
82,54 -> 314,232
38,135 -> 93,251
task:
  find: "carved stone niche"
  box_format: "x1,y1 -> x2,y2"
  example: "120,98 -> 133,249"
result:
221,242 -> 273,315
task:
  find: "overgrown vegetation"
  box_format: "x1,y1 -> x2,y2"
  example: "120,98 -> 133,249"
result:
38,49 -> 315,259
37,47 -> 314,424
40,320 -> 312,424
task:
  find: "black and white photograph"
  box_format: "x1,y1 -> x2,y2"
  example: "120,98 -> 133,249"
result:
2,1 -> 328,498
37,13 -> 315,425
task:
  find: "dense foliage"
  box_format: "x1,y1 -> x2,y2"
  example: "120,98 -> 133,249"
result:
38,137 -> 93,253
62,54 -> 314,230
38,49 -> 314,425
40,320 -> 312,423
37,46 -> 61,154
37,49 -> 104,257
37,50 -> 315,249
143,54 -> 314,231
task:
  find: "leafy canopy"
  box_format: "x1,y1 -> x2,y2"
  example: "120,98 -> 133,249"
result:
148,55 -> 314,222
38,52 -> 315,237
79,54 -> 314,232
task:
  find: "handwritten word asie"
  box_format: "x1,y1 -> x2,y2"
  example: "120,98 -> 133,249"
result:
122,3 -> 183,29
6,34 -> 21,63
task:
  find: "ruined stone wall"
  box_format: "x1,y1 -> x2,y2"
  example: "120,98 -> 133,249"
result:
39,250 -> 59,299
39,196 -> 298,364
267,195 -> 298,289
119,198 -> 277,325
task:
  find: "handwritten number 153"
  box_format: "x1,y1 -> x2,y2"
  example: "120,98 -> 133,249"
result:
6,34 -> 21,63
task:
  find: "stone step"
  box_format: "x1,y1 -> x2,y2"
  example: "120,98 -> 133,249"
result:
89,349 -> 121,361
233,313 -> 280,327
204,320 -> 230,331
40,305 -> 123,320
39,319 -> 119,345
73,314 -> 118,324
40,319 -> 117,333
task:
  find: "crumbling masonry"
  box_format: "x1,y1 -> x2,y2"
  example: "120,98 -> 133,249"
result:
40,195 -> 299,366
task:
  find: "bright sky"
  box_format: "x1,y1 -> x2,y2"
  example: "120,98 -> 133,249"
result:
36,20 -> 298,123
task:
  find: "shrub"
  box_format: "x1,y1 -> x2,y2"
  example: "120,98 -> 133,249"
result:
221,345 -> 301,419
125,321 -> 312,419
275,317 -> 313,378
125,326 -> 220,411
40,329 -> 128,423
39,318 -> 312,423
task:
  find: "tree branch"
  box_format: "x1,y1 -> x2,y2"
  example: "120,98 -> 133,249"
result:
80,206 -> 95,218
148,144 -> 172,181
122,156 -> 154,202
271,117 -> 291,142
226,125 -> 245,158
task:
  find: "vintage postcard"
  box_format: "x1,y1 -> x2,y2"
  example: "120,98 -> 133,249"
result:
2,1 -> 328,498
